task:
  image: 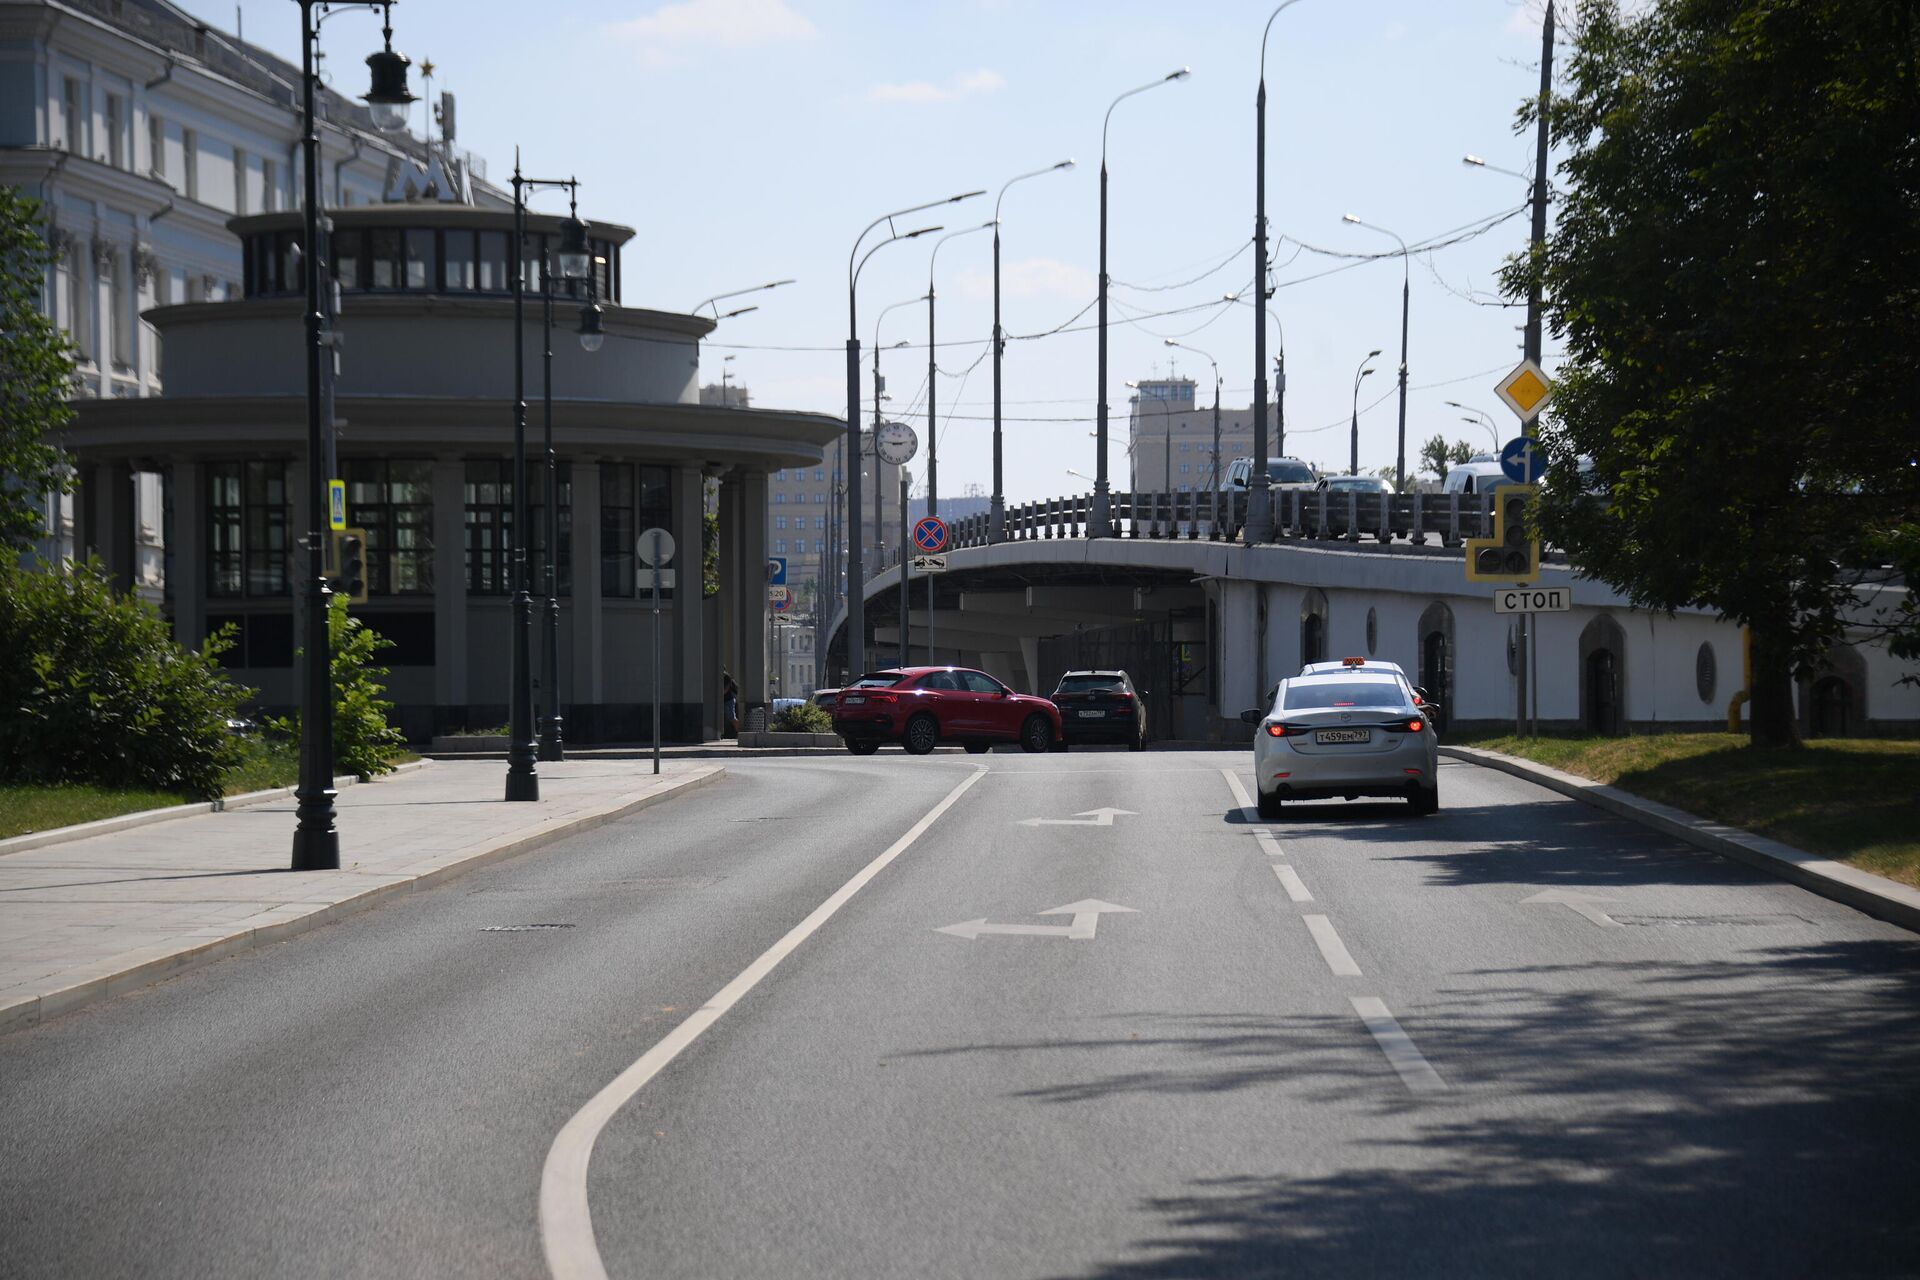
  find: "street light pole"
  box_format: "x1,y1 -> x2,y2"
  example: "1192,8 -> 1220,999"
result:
1252,1 -> 1304,544
990,161 -> 1073,542
872,302 -> 917,571
1350,349 -> 1380,477
1164,340 -> 1219,492
1446,401 -> 1501,452
291,0 -> 411,870
1342,214 -> 1411,492
846,193 -> 980,679
1095,69 -> 1189,539
929,221 -> 994,520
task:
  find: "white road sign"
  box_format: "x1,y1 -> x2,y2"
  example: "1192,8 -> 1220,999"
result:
910,554 -> 948,573
1493,586 -> 1569,614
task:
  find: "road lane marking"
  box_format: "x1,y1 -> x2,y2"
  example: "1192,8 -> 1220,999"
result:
1272,864 -> 1313,903
935,899 -> 1137,941
1017,807 -> 1137,827
1219,767 -> 1255,813
539,765 -> 990,1280
1303,914 -> 1362,976
1522,888 -> 1623,927
1254,830 -> 1286,858
1350,996 -> 1449,1093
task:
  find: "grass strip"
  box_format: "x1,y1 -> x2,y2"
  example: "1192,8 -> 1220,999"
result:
1449,731 -> 1920,888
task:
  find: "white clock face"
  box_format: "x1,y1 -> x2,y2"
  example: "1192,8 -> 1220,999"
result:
876,421 -> 918,466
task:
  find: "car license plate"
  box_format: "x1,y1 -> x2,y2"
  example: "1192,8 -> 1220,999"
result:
1315,728 -> 1370,744
843,695 -> 865,705
1076,709 -> 1105,718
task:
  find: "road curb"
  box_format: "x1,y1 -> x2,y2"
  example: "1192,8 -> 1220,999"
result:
1440,744 -> 1920,935
0,766 -> 724,1036
0,759 -> 435,858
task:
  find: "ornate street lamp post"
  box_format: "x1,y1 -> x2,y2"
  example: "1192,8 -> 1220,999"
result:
291,0 -> 412,870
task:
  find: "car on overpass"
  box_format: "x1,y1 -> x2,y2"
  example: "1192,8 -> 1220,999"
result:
1315,474 -> 1392,495
834,667 -> 1062,756
1048,670 -> 1148,750
1220,456 -> 1320,494
1242,659 -> 1438,819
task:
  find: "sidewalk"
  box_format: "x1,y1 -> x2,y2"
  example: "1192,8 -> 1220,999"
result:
0,759 -> 723,1035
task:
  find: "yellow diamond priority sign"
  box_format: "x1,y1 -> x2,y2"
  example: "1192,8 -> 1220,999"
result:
1495,358 -> 1553,422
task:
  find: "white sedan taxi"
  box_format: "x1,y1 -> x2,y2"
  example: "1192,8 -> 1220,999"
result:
1240,658 -> 1439,820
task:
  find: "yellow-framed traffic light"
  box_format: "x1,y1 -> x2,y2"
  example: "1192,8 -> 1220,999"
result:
1464,484 -> 1539,583
327,527 -> 369,605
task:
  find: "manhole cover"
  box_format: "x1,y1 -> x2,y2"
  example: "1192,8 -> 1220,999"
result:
1613,914 -> 1809,928
479,923 -> 576,932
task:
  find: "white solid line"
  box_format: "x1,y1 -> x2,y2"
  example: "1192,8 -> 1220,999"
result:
1350,996 -> 1449,1093
1303,914 -> 1362,976
1273,864 -> 1313,903
538,765 -> 990,1280
1219,766 -> 1255,813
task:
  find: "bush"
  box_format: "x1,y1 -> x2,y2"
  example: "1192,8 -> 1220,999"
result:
771,702 -> 832,734
268,595 -> 405,780
0,553 -> 250,799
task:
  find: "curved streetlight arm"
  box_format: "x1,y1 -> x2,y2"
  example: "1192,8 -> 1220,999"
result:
996,159 -> 1076,222
1162,338 -> 1219,387
1103,69 -> 1190,162
853,224 -> 943,294
1342,213 -> 1409,285
690,279 -> 795,318
1260,0 -> 1307,82
875,293 -> 929,354
930,220 -> 996,282
849,192 -> 985,290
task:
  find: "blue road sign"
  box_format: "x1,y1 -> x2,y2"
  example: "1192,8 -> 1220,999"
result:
767,556 -> 787,586
912,516 -> 949,554
1500,436 -> 1547,484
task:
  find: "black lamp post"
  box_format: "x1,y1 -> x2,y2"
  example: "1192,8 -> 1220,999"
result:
534,185 -> 599,763
1251,1 -> 1305,544
1343,213 -> 1411,492
291,0 -> 411,871
990,160 -> 1073,542
1351,349 -> 1380,477
928,221 -> 994,521
506,158 -> 588,800
1095,69 -> 1189,539
846,191 -> 980,678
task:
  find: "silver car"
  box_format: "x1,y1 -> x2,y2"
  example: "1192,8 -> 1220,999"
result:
1240,663 -> 1438,819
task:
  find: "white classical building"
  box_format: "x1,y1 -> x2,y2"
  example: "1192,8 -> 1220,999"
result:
1,0 -> 493,593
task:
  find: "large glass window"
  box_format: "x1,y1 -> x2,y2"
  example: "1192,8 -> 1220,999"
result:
529,463 -> 573,596
332,228 -> 361,290
207,461 -> 289,597
344,459 -> 433,595
477,231 -> 508,292
405,228 -> 434,290
369,228 -> 403,290
444,229 -> 475,290
600,463 -> 672,598
464,460 -> 513,595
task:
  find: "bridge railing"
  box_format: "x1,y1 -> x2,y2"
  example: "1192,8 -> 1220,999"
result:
875,490 -> 1498,570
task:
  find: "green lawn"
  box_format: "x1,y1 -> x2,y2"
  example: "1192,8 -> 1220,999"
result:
1449,731 -> 1920,888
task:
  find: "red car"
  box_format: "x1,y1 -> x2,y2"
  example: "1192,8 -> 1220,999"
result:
833,667 -> 1063,756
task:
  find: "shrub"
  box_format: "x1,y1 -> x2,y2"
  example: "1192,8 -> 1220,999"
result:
771,702 -> 832,734
0,552 -> 250,799
268,595 -> 405,780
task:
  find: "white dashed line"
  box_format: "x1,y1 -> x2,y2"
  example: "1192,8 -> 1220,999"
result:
1254,829 -> 1286,858
1272,864 -> 1313,903
1303,914 -> 1362,976
1350,996 -> 1449,1093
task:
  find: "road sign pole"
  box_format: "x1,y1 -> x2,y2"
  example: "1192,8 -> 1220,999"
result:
651,531 -> 663,774
898,470 -> 910,669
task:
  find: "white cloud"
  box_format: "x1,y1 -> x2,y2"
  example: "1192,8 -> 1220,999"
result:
867,67 -> 1007,105
610,0 -> 815,65
1384,20 -> 1409,41
956,257 -> 1093,302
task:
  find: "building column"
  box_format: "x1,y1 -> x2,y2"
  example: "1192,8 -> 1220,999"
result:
717,471 -> 743,722
431,457 -> 467,715
169,461 -> 206,649
735,469 -> 769,713
570,457 -> 603,709
670,465 -> 708,739
104,460 -> 135,593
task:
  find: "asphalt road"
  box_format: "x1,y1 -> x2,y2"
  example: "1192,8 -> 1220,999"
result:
3,751 -> 1918,1279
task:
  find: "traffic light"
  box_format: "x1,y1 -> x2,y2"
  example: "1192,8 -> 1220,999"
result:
328,527 -> 369,605
1464,484 -> 1539,583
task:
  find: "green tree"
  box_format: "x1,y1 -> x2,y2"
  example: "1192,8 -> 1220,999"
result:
1419,435 -> 1477,485
0,186 -> 76,550
1510,0 -> 1920,746
269,596 -> 405,779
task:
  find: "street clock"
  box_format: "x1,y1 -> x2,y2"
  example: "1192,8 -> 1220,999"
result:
876,421 -> 918,466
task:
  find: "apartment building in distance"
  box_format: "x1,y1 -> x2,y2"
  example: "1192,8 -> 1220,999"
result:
1128,376 -> 1296,492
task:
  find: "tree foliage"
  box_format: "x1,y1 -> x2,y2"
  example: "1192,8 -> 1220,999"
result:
0,552 -> 250,799
268,595 -> 406,780
1419,436 -> 1479,484
1512,0 -> 1920,745
0,185 -> 76,550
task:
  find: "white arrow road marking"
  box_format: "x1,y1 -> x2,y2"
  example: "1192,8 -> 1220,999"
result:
1303,914 -> 1363,976
935,899 -> 1138,941
1017,808 -> 1138,827
1522,888 -> 1623,927
540,766 -> 988,1280
1350,997 -> 1449,1093
1272,864 -> 1313,903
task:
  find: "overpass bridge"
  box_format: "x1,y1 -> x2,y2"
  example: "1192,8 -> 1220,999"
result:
826,488 -> 1918,742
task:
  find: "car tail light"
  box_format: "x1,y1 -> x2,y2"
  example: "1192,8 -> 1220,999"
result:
1265,722 -> 1309,737
1406,718 -> 1424,733
866,691 -> 898,704
1115,691 -> 1134,701
1382,717 -> 1425,733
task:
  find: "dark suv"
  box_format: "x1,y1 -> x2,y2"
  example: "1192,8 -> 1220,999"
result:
1049,670 -> 1147,750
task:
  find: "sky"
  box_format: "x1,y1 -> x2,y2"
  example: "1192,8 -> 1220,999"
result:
179,0 -> 1563,502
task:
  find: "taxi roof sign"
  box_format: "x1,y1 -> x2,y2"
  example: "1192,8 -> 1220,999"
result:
1495,358 -> 1553,421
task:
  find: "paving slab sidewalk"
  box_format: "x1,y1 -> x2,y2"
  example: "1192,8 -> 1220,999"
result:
0,759 -> 722,1035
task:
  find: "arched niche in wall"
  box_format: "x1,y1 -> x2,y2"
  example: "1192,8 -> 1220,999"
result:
1416,601 -> 1455,734
1579,614 -> 1629,735
1299,588 -> 1330,670
1800,642 -> 1867,738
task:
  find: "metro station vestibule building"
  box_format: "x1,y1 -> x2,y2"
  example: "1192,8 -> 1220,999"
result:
63,203 -> 842,741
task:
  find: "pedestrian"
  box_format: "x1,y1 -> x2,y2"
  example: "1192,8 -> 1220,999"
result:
723,671 -> 739,738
